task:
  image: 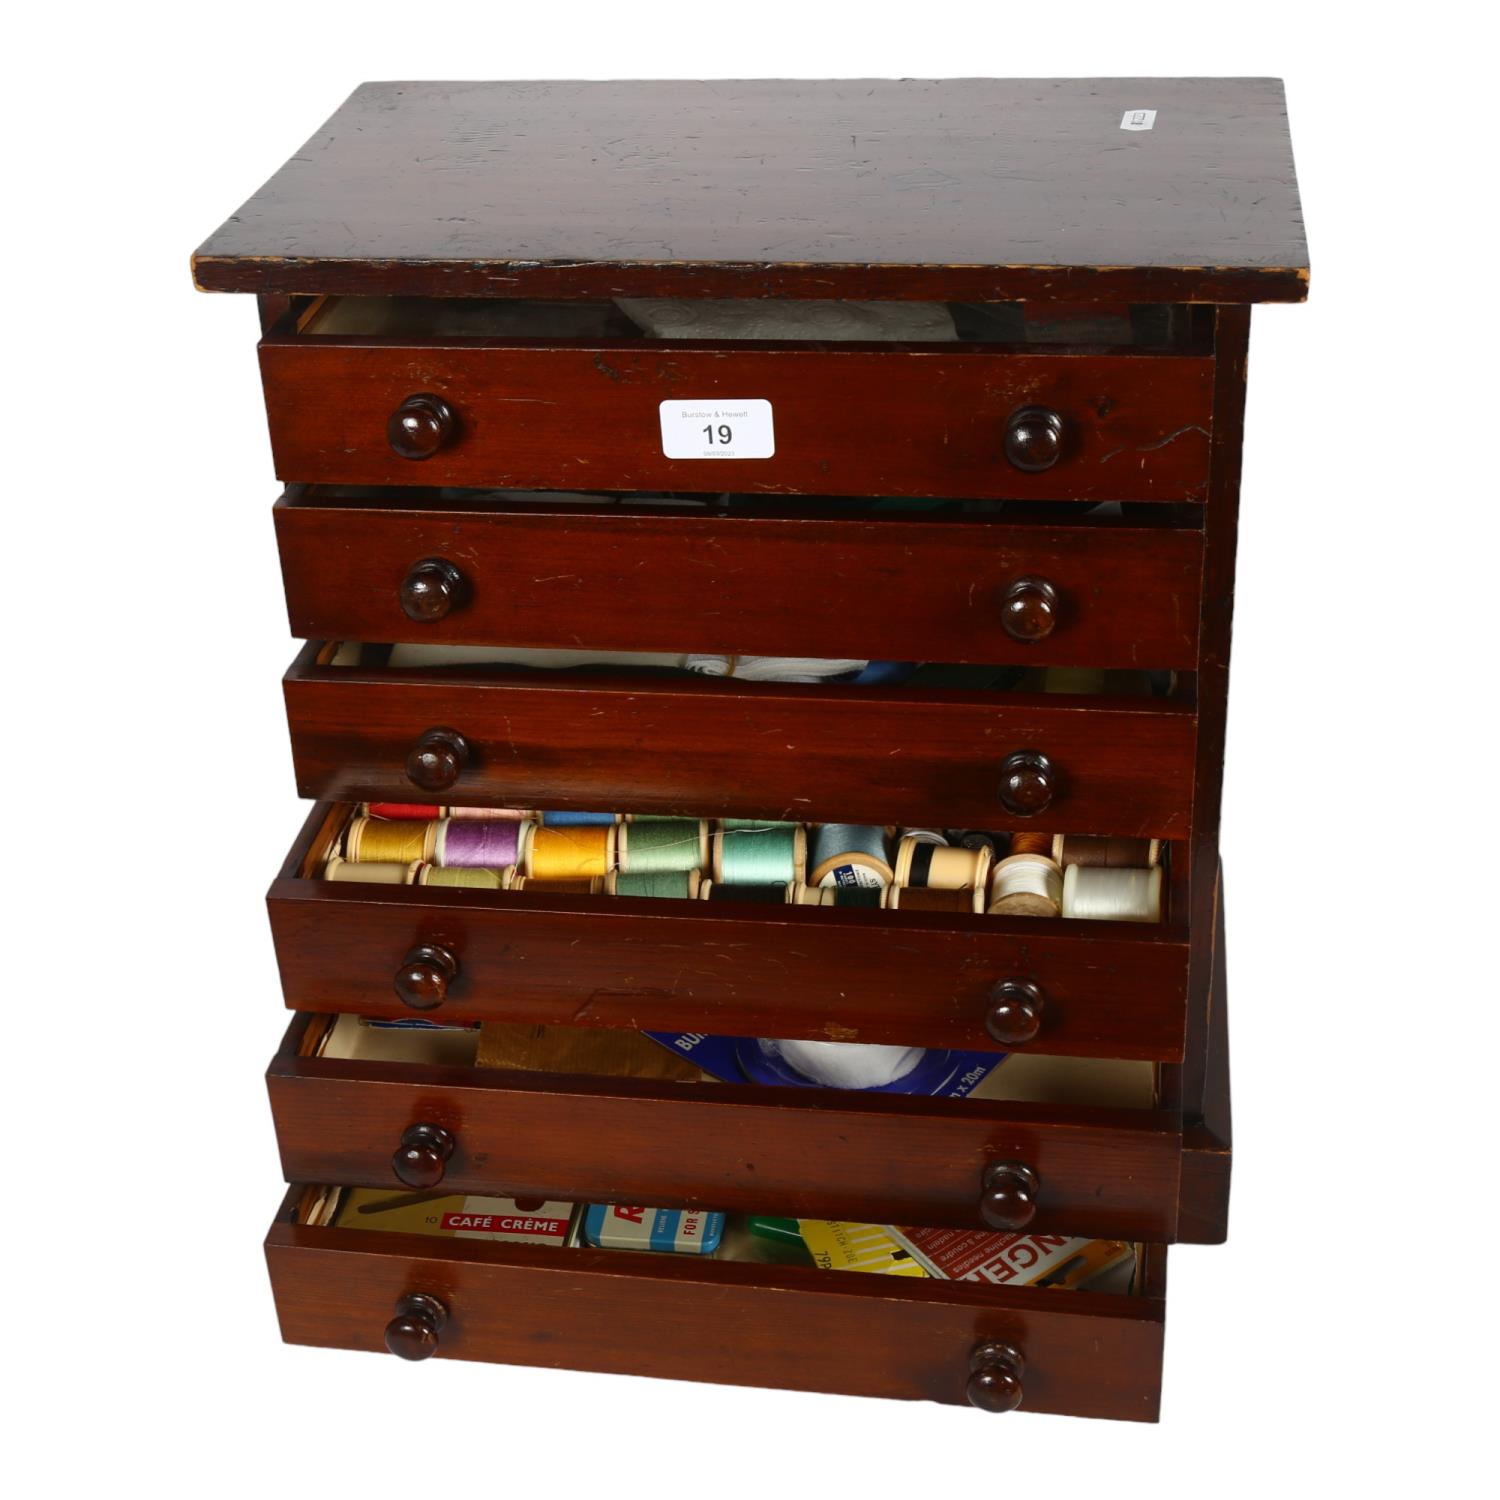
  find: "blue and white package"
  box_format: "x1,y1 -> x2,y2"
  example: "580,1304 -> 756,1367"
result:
582,1204 -> 726,1254
644,1031 -> 1005,1098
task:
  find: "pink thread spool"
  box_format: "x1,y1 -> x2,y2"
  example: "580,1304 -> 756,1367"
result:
437,817 -> 527,868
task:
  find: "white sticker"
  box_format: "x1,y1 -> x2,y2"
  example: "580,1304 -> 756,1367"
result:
1120,109 -> 1157,131
659,399 -> 775,459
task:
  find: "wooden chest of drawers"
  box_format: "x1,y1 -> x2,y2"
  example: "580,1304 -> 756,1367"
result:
195,77 -> 1306,1422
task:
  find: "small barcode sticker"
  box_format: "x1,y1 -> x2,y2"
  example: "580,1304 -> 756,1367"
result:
1120,109 -> 1157,131
659,399 -> 775,459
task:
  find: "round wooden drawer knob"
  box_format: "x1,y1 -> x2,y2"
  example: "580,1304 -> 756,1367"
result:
385,1292 -> 449,1361
986,980 -> 1044,1045
998,750 -> 1056,817
967,1341 -> 1026,1412
393,1123 -> 456,1188
406,727 -> 471,791
395,944 -> 458,1010
388,393 -> 457,460
1004,406 -> 1065,472
400,558 -> 468,622
1000,577 -> 1060,643
980,1160 -> 1040,1231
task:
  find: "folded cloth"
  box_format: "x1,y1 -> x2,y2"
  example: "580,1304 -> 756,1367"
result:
685,654 -> 867,682
616,298 -> 958,342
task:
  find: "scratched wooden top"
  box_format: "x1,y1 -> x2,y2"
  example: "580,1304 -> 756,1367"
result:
193,79 -> 1308,304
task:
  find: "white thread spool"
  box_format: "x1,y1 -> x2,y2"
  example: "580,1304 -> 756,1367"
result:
987,853 -> 1063,916
1061,865 -> 1163,922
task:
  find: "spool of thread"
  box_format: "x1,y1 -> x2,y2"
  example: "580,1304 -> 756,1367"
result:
952,829 -> 1005,856
699,881 -> 794,904
900,827 -> 948,847
1062,865 -> 1163,923
765,1039 -> 924,1089
791,882 -> 824,905
721,818 -> 799,829
1008,831 -> 1054,858
987,853 -> 1063,917
893,836 -> 992,891
511,875 -> 605,894
619,819 -> 709,874
436,817 -> 527,869
608,870 -> 702,899
888,886 -> 983,913
1052,835 -> 1162,869
322,855 -> 419,885
824,885 -> 887,909
713,824 -> 807,884
344,816 -> 439,864
541,810 -> 617,827
525,823 -> 615,879
808,825 -> 891,889
448,806 -> 534,821
364,802 -> 446,820
415,864 -> 510,890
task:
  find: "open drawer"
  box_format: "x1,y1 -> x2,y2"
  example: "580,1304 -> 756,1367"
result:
267,1012 -> 1183,1241
258,296 -> 1215,501
265,1183 -> 1167,1420
281,644 -> 1197,836
268,803 -> 1192,1062
273,488 -> 1207,670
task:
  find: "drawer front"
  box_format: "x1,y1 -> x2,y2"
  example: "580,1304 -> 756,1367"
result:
269,845 -> 1190,1066
259,340 -> 1214,501
266,1207 -> 1165,1420
283,653 -> 1196,837
275,494 -> 1206,670
268,1023 -> 1184,1240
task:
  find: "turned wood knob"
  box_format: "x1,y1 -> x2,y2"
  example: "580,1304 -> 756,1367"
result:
406,727 -> 471,791
400,558 -> 468,622
986,980 -> 1045,1045
1004,406 -> 1065,472
998,750 -> 1056,817
395,944 -> 458,1010
393,1123 -> 456,1188
980,1160 -> 1041,1231
388,393 -> 457,460
385,1292 -> 449,1361
967,1341 -> 1026,1412
1000,577 -> 1060,643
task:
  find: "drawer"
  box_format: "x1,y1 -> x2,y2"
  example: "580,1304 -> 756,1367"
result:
259,311 -> 1214,501
267,1013 -> 1184,1241
274,489 -> 1206,670
266,1184 -> 1166,1421
282,645 -> 1197,836
269,803 -> 1191,1062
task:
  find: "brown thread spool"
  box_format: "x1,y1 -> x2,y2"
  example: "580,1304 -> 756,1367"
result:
1051,835 -> 1162,869
322,855 -> 420,885
415,864 -> 511,890
1008,831 -> 1054,858
987,853 -> 1063,917
893,836 -> 993,891
344,815 -> 439,864
510,876 -> 605,894
887,886 -> 982,914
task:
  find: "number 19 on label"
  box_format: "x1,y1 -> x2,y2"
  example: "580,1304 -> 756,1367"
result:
659,399 -> 775,460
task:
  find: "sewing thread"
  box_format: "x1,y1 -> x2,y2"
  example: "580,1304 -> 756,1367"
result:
808,824 -> 892,888
1061,865 -> 1163,922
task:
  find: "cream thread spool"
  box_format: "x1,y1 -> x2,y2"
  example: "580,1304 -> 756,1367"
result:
1061,865 -> 1163,923
322,855 -> 420,885
988,853 -> 1063,917
808,824 -> 891,889
893,835 -> 993,891
1051,835 -> 1162,869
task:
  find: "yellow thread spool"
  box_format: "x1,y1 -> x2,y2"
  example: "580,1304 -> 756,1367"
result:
524,823 -> 616,879
322,855 -> 419,885
415,864 -> 512,890
344,816 -> 438,864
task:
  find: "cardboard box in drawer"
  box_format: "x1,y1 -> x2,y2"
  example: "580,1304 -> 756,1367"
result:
334,1188 -> 577,1246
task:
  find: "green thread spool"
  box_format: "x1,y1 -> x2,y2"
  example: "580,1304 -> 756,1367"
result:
608,870 -> 702,899
619,819 -> 708,874
721,818 -> 799,829
415,864 -> 510,890
712,823 -> 807,884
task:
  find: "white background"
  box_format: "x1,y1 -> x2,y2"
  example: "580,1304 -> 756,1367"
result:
9,3 -> 1489,1491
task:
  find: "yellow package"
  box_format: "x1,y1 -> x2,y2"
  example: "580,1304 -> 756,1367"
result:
797,1219 -> 928,1277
